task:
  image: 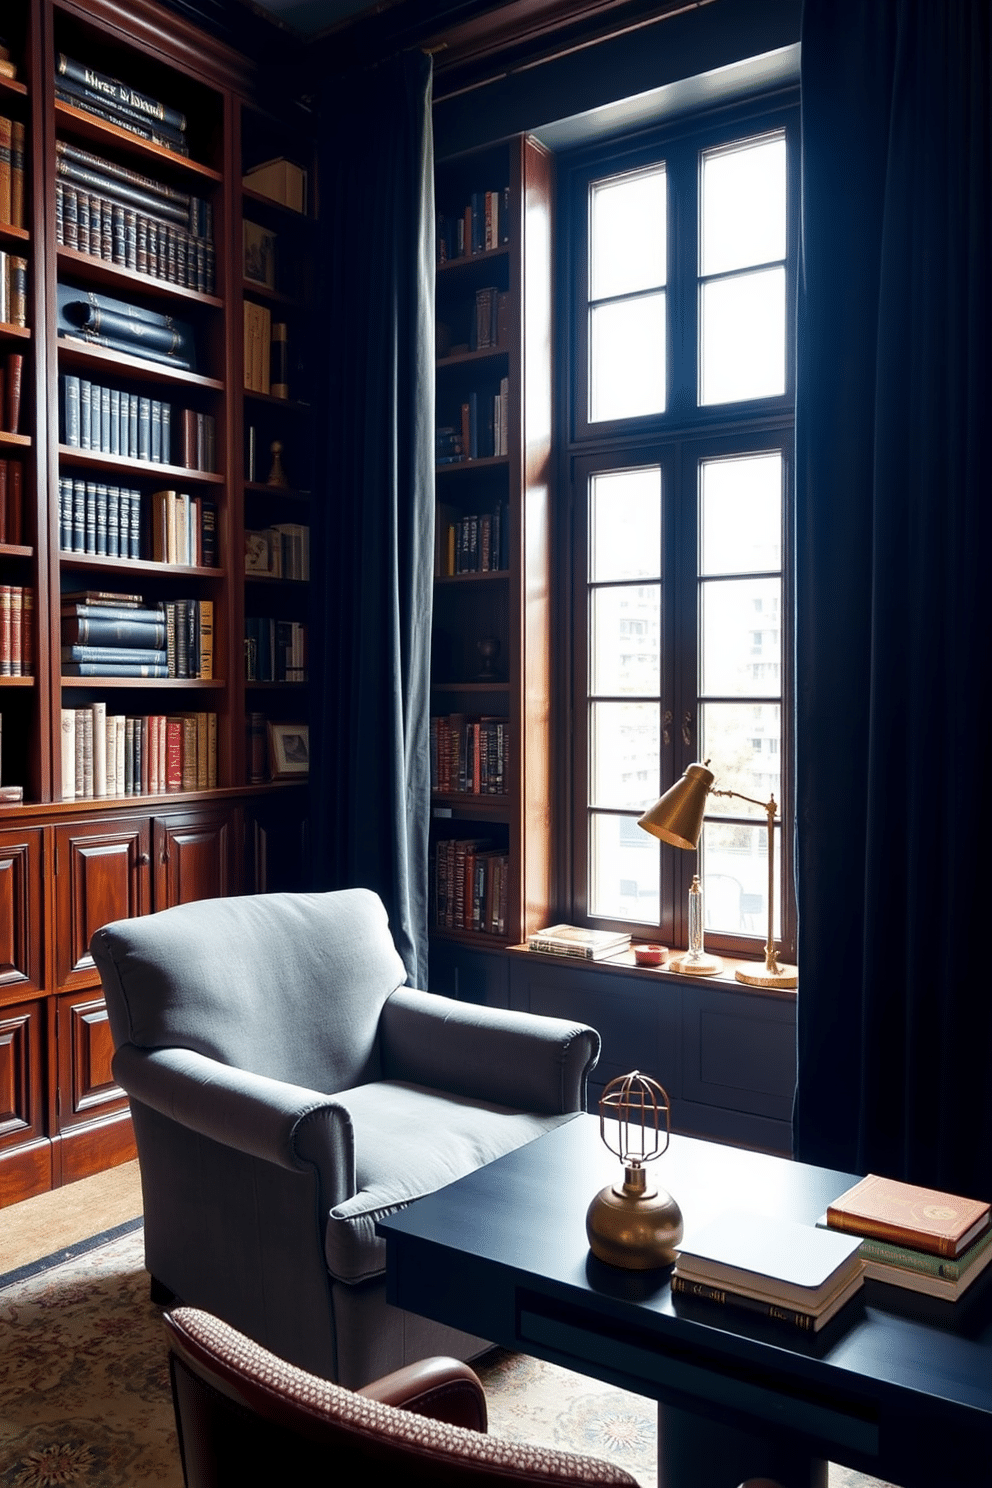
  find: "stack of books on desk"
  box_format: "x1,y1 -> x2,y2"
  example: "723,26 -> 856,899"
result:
528,924 -> 631,960
672,1212 -> 864,1332
823,1174 -> 992,1300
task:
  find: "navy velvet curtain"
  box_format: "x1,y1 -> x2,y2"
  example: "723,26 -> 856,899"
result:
309,52 -> 435,988
794,1 -> 992,1198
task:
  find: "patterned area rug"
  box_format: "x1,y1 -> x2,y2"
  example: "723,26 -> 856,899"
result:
0,1227 -> 896,1488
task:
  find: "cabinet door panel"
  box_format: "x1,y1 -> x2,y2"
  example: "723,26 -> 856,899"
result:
0,1002 -> 44,1147
154,806 -> 237,908
0,829 -> 43,998
56,993 -> 126,1131
54,819 -> 151,992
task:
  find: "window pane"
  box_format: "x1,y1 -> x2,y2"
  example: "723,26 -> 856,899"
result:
590,814 -> 660,922
700,577 -> 781,697
590,701 -> 660,809
699,702 -> 781,817
701,134 -> 786,277
700,821 -> 781,938
590,468 -> 661,582
590,293 -> 666,421
591,585 -> 661,696
591,166 -> 666,300
700,267 -> 785,405
700,454 -> 781,575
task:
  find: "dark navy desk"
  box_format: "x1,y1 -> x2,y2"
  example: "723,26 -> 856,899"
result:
378,1116 -> 992,1488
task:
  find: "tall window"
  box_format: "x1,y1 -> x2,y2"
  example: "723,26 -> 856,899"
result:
565,98 -> 798,958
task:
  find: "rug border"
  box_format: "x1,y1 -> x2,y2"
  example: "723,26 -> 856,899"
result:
0,1215 -> 143,1293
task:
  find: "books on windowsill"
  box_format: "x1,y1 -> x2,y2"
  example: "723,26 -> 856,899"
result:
826,1174 -> 991,1259
527,924 -> 631,960
672,1211 -> 864,1333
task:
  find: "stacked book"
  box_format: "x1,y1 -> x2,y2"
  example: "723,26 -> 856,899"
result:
528,924 -> 631,961
57,284 -> 196,372
62,703 -> 217,798
55,53 -> 190,157
672,1212 -> 865,1333
54,140 -> 214,292
437,503 -> 509,574
432,838 -> 508,935
0,457 -> 23,544
0,115 -> 26,229
823,1173 -> 992,1301
1,351 -> 23,436
61,590 -> 213,679
0,583 -> 32,675
0,249 -> 26,326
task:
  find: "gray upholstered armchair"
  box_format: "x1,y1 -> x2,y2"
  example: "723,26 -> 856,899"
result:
91,888 -> 600,1388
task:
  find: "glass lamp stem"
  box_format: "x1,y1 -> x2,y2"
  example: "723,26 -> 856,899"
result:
687,874 -> 704,962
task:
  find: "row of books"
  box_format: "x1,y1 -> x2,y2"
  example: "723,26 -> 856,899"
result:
1,350 -> 23,434
57,477 -> 217,566
0,457 -> 24,545
61,374 -> 217,472
436,383 -> 510,464
61,706 -> 218,800
244,523 -> 310,580
436,189 -> 509,263
244,302 -> 290,398
0,250 -> 27,327
0,114 -> 26,228
430,714 -> 509,796
56,183 -> 215,296
437,504 -> 510,576
432,837 -> 509,935
0,584 -> 32,675
527,925 -> 632,960
61,594 -> 213,679
436,286 -> 510,359
55,53 -> 190,157
57,285 -> 196,373
669,1173 -> 992,1338
244,617 -> 307,683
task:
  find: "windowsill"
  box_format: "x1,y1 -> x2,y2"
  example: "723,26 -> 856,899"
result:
507,943 -> 797,998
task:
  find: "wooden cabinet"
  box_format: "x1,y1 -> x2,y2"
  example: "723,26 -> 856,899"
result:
506,949 -> 796,1155
0,825 -> 44,997
53,814 -> 151,991
429,137 -> 553,953
153,801 -> 237,905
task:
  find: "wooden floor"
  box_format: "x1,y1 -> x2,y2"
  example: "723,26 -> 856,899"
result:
0,1160 -> 143,1274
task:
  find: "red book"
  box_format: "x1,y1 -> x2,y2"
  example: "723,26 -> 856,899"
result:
5,352 -> 23,435
165,716 -> 183,790
8,459 -> 22,544
0,460 -> 7,543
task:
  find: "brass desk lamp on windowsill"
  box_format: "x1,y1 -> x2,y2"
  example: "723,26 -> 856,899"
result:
637,761 -> 797,990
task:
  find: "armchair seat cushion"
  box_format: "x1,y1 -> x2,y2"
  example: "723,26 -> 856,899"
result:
325,1080 -> 575,1283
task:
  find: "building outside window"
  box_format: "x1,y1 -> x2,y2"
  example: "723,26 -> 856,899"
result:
561,94 -> 798,960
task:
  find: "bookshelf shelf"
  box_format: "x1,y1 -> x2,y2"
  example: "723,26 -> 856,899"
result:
0,675 -> 34,688
0,543 -> 32,557
54,100 -> 223,183
57,446 -> 225,483
0,323 -> 31,340
0,431 -> 31,448
57,339 -> 224,389
0,76 -> 28,100
56,246 -> 224,308
58,552 -> 225,578
60,675 -> 225,690
0,223 -> 30,245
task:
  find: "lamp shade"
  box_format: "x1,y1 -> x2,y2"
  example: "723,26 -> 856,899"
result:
637,762 -> 715,850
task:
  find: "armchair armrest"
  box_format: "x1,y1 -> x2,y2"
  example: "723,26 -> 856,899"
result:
379,988 -> 600,1115
112,1043 -> 356,1206
357,1356 -> 488,1431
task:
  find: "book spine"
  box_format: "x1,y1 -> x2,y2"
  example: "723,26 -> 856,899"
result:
56,54 -> 188,136
55,157 -> 189,226
57,140 -> 192,209
825,1211 -> 959,1260
671,1274 -> 819,1332
11,122 -> 25,229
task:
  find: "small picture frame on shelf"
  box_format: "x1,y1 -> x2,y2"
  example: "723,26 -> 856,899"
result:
268,722 -> 309,778
245,529 -> 274,574
244,221 -> 277,289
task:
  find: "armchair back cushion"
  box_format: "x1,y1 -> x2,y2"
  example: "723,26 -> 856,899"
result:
91,887 -> 406,1093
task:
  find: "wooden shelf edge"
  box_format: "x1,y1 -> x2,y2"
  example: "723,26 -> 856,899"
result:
58,336 -> 224,389
54,99 -> 223,182
57,246 -> 224,309
58,553 -> 225,578
58,445 -> 224,484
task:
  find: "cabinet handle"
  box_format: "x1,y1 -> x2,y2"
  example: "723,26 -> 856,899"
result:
137,852 -> 150,865
682,711 -> 692,748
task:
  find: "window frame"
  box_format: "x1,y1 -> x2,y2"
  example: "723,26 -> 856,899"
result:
558,90 -> 800,962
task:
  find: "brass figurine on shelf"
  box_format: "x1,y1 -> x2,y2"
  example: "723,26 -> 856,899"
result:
586,1071 -> 683,1269
266,440 -> 288,488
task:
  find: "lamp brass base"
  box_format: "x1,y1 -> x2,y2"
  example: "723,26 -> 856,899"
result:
735,962 -> 798,990
667,952 -> 723,977
586,1181 -> 684,1270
